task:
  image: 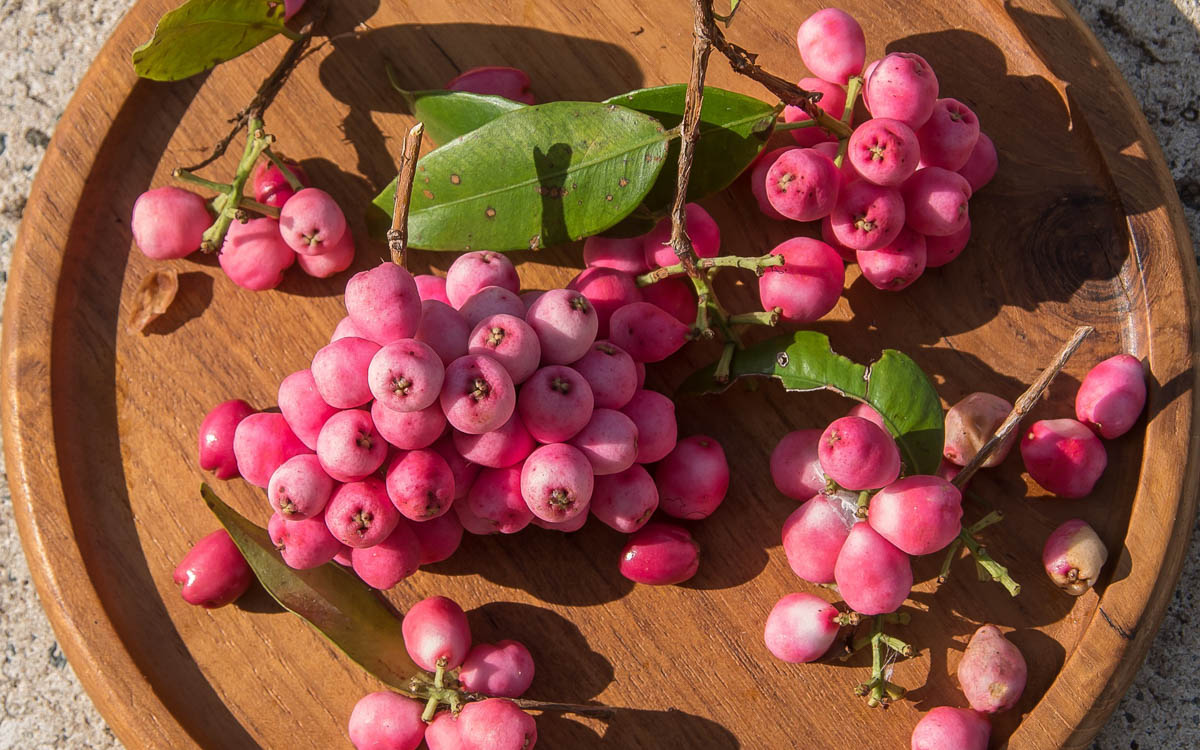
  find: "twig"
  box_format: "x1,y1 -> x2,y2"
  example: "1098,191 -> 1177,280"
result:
387,122 -> 426,267
635,253 -> 783,286
671,0 -> 717,280
952,325 -> 1094,489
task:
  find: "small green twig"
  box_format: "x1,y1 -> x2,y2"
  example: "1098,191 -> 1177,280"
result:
729,310 -> 780,327
773,118 -> 822,132
937,539 -> 963,584
832,75 -> 863,168
262,147 -> 303,190
197,120 -> 274,252
713,341 -> 737,383
635,253 -> 783,286
967,510 -> 1005,534
174,169 -> 281,218
959,529 -> 1021,596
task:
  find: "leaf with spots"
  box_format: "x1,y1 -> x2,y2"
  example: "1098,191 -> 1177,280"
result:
132,0 -> 292,81
679,331 -> 945,475
385,67 -> 527,146
201,484 -> 423,692
369,101 -> 671,251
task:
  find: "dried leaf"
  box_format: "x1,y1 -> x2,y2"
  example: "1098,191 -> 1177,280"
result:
127,269 -> 179,334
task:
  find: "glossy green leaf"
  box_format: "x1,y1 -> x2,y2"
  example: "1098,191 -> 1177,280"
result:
600,85 -> 776,236
132,0 -> 290,81
680,332 -> 944,475
387,79 -> 526,146
369,101 -> 670,250
202,484 -> 420,692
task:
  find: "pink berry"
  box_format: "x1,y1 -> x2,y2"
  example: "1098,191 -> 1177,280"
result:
943,392 -> 1015,467
218,217 -> 295,291
372,400 -> 446,451
656,435 -> 729,520
520,443 -> 594,522
283,0 -> 305,20
173,529 -> 253,608
268,454 -> 334,519
131,186 -> 210,259
820,214 -> 857,262
924,221 -> 971,267
868,475 -> 963,555
911,707 -> 990,750
317,409 -> 388,482
457,698 -> 537,750
525,289 -> 598,364
583,235 -> 648,274
278,370 -> 339,451
251,157 -> 308,208
750,147 -> 793,219
620,389 -> 677,463
432,436 -> 481,501
819,416 -> 901,490
532,511 -> 589,533
467,465 -> 533,534
233,412 -> 311,488
411,513 -> 465,565
567,266 -> 641,338
460,286 -> 526,330
416,300 -> 471,366
609,302 -> 689,362
440,355 -> 516,435
634,361 -> 647,389
569,408 -> 639,476
348,691 -> 425,750
453,412 -> 535,469
782,79 -> 848,147
459,641 -> 535,698
916,98 -> 981,171
770,429 -> 826,500
467,314 -> 541,384
642,203 -> 721,268
758,237 -> 846,323
1020,418 -> 1107,498
345,262 -> 423,344
957,132 -> 998,193
763,592 -> 840,663
296,228 -> 355,278
198,399 -> 255,479
424,712 -> 463,750
864,52 -> 940,129
311,336 -> 381,409
833,522 -> 913,614
640,278 -> 698,326
325,478 -> 399,548
782,494 -> 855,584
901,167 -> 971,237
1043,518 -> 1108,595
619,522 -> 700,585
572,341 -> 638,409
517,365 -> 594,443
813,139 -> 860,185
414,274 -> 451,304
856,226 -> 927,290
331,316 -> 366,343
402,596 -> 471,671
1075,354 -> 1146,439
957,624 -> 1027,714
446,66 -> 535,105
385,449 -> 455,521
764,148 -> 841,221
369,339 -> 445,413
590,464 -> 659,533
848,118 -> 920,187
268,511 -> 343,569
351,521 -> 421,590
278,187 -> 346,255
796,8 -> 865,84
455,495 -> 498,536
446,251 -> 520,309
830,181 -> 906,251
846,402 -> 887,430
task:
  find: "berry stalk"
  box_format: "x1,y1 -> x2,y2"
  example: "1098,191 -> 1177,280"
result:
171,168 -> 281,218
387,121 -> 426,267
634,253 -> 784,286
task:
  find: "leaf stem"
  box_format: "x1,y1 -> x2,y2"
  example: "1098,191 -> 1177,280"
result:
959,528 -> 1021,596
952,325 -> 1094,490
635,253 -> 783,286
773,119 -> 822,132
937,539 -> 963,584
387,122 -> 426,267
174,169 -> 281,218
714,341 -> 737,383
729,310 -> 780,327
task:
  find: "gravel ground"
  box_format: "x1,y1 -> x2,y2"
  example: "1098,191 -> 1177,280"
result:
0,0 -> 1197,747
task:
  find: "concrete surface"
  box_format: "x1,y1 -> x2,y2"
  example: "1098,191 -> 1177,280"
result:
0,0 -> 1197,748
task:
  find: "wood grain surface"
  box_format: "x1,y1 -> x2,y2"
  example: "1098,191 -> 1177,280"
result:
2,0 -> 1197,748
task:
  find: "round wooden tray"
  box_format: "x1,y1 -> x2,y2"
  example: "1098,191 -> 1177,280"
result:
4,0 -> 1197,747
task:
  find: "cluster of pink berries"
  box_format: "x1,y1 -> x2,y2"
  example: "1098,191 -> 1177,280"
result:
749,8 -> 997,294
130,158 -> 355,289
194,250 -> 729,589
350,596 -> 537,750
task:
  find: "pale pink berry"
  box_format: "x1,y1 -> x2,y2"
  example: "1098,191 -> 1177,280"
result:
311,336 -> 381,409
330,316 -> 365,343
620,389 -> 677,463
466,465 -> 533,534
916,98 -> 980,171
569,408 -> 639,476
864,52 -> 940,129
856,226 -> 927,290
782,494 -> 855,584
173,529 -> 253,608
268,454 -> 334,519
432,435 -> 481,501
782,79 -> 848,147
467,314 -> 541,384
532,511 -> 589,533
439,355 -> 516,435
567,266 -> 641,338
1075,354 -> 1146,439
325,478 -> 399,548
372,399 -> 446,451
848,118 -> 920,187
385,449 -> 455,521
819,416 -> 901,490
609,302 -> 690,362
572,341 -> 638,409
424,712 -> 462,750
416,300 -> 471,366
414,274 -> 451,304
457,698 -> 537,750
132,186 -> 210,259
460,285 -> 526,330
279,187 -> 346,255
445,251 -> 520,309
758,237 -> 846,323
520,443 -> 594,522
833,522 -> 912,614
765,148 -> 841,221
411,512 -> 465,565
957,132 -> 998,193
619,522 -> 700,585
642,203 -> 721,268
453,412 -> 535,468
924,221 -> 971,267
583,235 -> 648,274
233,412 -> 311,488
770,429 -> 826,500
296,228 -> 355,278
351,521 -> 421,590
943,392 -> 1015,467
402,596 -> 471,671
846,402 -> 887,430
277,371 -> 337,451
796,8 -> 865,84
813,139 -> 860,185
763,592 -> 840,663
830,181 -> 906,251
640,278 -> 698,326
455,495 -> 498,536
1043,518 -> 1108,595
525,289 -> 598,364
446,66 -> 535,104
459,641 -> 535,698
198,399 -> 255,479
218,217 -> 295,291
868,475 -> 963,555
268,511 -> 343,569
369,339 -> 445,413
911,707 -> 990,750
345,262 -> 423,344
1020,419 -> 1107,498
820,213 -> 857,262
317,409 -> 388,482
348,691 -> 425,750
656,435 -> 729,520
901,167 -> 971,237
750,147 -> 792,219
590,464 -> 659,533
957,624 -> 1027,714
251,157 -> 307,208
517,365 -> 594,443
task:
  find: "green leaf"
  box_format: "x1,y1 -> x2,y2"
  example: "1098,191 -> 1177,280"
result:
369,101 -> 671,251
679,332 -> 945,475
599,85 -> 776,236
132,0 -> 289,82
384,65 -> 527,146
201,484 -> 421,692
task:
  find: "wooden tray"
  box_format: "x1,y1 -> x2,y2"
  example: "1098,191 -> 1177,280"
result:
4,0 -> 1197,747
